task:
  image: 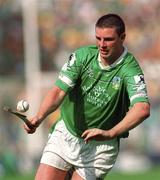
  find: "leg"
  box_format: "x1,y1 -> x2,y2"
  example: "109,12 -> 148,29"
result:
35,163 -> 67,180
71,171 -> 84,180
65,167 -> 74,180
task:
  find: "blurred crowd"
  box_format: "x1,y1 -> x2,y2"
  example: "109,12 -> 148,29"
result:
0,0 -> 160,176
0,0 -> 160,74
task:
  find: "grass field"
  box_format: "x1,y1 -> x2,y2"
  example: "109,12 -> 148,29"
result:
2,166 -> 160,180
107,166 -> 160,180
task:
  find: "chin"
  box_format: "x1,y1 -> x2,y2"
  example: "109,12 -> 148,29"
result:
101,53 -> 110,59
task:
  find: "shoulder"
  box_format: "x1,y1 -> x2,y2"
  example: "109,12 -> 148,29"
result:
72,45 -> 98,65
75,45 -> 98,56
122,52 -> 143,75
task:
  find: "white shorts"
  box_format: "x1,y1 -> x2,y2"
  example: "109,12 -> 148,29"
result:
40,120 -> 119,180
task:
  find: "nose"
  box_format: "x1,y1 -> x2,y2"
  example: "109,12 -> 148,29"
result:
99,39 -> 106,47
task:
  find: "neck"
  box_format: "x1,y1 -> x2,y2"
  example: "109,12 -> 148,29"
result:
101,47 -> 124,66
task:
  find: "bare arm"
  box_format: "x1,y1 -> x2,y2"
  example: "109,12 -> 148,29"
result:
24,86 -> 66,133
108,102 -> 150,137
82,102 -> 150,142
36,86 -> 66,121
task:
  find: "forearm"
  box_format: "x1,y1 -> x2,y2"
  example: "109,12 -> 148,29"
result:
24,86 -> 66,134
81,102 -> 150,142
36,86 -> 66,122
109,102 -> 150,138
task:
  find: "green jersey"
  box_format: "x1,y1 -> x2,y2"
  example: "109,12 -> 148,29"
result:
55,45 -> 149,137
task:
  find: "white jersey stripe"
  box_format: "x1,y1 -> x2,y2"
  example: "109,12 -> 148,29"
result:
130,93 -> 148,103
59,74 -> 75,87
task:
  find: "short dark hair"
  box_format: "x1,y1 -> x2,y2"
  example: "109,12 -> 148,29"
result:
95,14 -> 125,36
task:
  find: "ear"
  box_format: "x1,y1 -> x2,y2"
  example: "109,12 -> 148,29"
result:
120,33 -> 126,41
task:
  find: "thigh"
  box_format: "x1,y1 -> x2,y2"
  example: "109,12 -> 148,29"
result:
35,163 -> 67,180
71,171 -> 84,180
74,139 -> 119,180
71,170 -> 103,180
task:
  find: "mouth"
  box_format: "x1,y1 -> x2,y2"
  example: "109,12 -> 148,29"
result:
100,49 -> 109,55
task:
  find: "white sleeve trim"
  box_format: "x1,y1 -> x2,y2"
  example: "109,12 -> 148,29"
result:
59,74 -> 75,87
130,93 -> 148,103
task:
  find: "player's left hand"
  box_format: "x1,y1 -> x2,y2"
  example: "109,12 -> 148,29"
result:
81,128 -> 113,143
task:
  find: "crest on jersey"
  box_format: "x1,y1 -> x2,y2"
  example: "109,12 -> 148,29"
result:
111,76 -> 121,90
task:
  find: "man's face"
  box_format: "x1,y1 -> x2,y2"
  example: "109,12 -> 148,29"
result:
95,27 -> 125,62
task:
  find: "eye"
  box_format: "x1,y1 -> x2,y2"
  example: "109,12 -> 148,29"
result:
104,37 -> 115,41
96,36 -> 101,41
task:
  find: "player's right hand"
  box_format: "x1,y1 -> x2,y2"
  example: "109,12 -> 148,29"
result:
23,116 -> 42,134
23,123 -> 37,134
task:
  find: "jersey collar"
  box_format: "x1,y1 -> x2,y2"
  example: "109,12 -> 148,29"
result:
98,47 -> 128,70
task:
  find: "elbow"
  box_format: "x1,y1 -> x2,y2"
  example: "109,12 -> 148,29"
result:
144,111 -> 150,120
142,103 -> 150,120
